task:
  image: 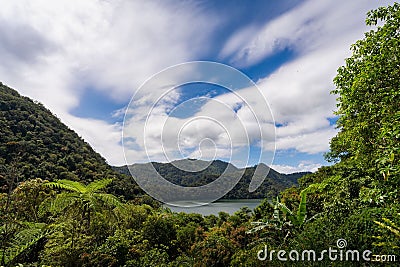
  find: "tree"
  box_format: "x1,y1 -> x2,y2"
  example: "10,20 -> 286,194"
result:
44,178 -> 122,232
191,230 -> 235,267
292,3 -> 400,255
141,214 -> 177,250
0,178 -> 51,266
327,3 -> 400,186
39,179 -> 123,266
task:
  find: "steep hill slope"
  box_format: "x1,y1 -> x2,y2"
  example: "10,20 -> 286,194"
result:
0,82 -> 141,198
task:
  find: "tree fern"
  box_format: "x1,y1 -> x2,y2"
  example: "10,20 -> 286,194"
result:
86,178 -> 113,192
43,178 -> 122,234
93,192 -> 122,209
47,192 -> 80,214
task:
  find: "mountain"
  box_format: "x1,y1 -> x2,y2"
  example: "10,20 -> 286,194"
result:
0,81 -> 309,201
113,159 -> 310,199
0,82 -> 142,199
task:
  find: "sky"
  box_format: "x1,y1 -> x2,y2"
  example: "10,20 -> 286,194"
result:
0,0 -> 395,173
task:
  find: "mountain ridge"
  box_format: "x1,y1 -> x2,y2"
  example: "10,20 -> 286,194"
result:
113,159 -> 310,199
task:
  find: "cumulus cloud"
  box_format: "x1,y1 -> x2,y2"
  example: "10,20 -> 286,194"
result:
0,0 -> 394,169
0,0 -> 221,165
271,162 -> 322,174
122,65 -> 274,166
216,0 -> 394,161
256,46 -> 344,154
62,114 -> 124,165
221,0 -> 393,67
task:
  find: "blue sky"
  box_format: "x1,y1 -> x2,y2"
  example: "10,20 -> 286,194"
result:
0,0 -> 395,173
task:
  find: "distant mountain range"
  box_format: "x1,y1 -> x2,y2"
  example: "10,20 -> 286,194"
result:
113,159 -> 310,199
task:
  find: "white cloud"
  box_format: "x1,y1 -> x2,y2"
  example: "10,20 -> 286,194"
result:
123,95 -> 259,164
121,61 -> 276,165
221,0 -> 394,67
0,0 -> 395,167
62,114 -> 124,165
0,0 -> 221,165
216,0 -> 395,156
219,24 -> 260,61
271,162 -> 321,174
256,46 -> 344,154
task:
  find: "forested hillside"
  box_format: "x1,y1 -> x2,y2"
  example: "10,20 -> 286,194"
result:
115,161 -> 309,199
0,83 -> 142,198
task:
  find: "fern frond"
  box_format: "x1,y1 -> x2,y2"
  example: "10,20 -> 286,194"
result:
44,180 -> 86,193
48,193 -> 79,214
86,178 -> 113,192
382,218 -> 400,232
93,193 -> 122,208
374,219 -> 400,238
0,222 -> 47,265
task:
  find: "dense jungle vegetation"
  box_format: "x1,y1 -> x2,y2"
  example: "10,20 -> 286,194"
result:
1,3 -> 399,266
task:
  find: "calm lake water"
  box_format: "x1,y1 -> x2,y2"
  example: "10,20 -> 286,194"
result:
164,199 -> 264,216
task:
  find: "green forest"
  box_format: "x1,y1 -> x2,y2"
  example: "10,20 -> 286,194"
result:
1,3 -> 399,266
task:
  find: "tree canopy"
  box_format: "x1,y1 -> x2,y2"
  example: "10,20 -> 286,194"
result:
328,3 -> 400,184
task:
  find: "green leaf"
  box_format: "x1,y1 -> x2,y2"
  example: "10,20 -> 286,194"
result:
297,189 -> 307,225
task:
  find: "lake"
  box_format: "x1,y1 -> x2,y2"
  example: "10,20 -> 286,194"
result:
164,199 -> 264,216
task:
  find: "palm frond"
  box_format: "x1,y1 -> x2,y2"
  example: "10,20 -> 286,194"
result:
273,196 -> 281,222
277,202 -> 298,226
246,221 -> 273,234
246,224 -> 268,234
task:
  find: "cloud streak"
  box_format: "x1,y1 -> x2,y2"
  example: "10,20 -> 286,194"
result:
0,0 -> 394,172
218,0 -> 395,162
0,0 -> 221,165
